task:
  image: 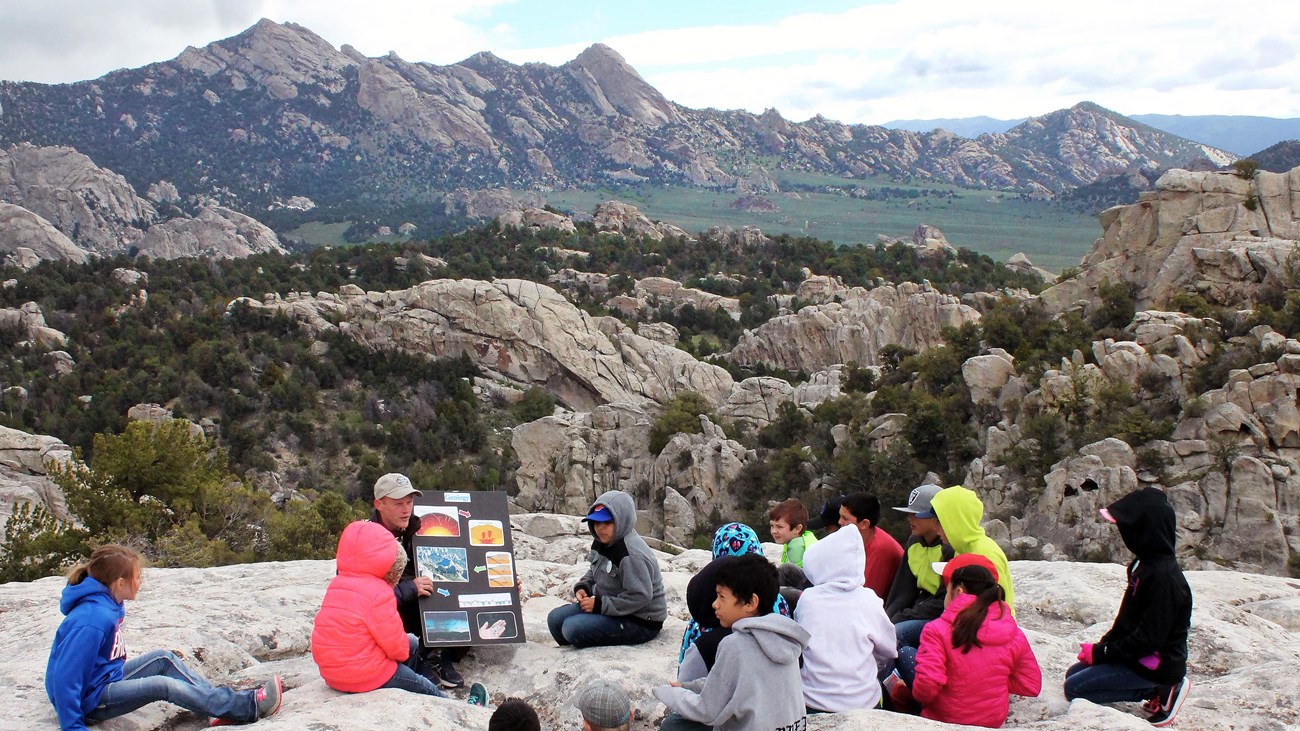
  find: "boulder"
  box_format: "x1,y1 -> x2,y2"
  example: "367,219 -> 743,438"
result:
0,203 -> 91,266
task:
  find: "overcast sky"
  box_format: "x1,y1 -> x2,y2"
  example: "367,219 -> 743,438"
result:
2,0 -> 1296,125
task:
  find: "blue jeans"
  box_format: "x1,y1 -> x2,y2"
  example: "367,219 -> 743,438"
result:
1064,661 -> 1159,704
378,635 -> 445,697
882,618 -> 932,682
547,603 -> 660,648
895,645 -> 919,686
895,619 -> 929,650
86,649 -> 257,724
660,711 -> 711,731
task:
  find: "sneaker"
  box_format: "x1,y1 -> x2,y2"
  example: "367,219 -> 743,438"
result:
467,682 -> 488,707
1148,677 -> 1190,727
437,657 -> 465,688
1141,695 -> 1163,715
255,676 -> 284,719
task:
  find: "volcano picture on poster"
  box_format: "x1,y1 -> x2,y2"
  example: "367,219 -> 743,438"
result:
415,506 -> 461,537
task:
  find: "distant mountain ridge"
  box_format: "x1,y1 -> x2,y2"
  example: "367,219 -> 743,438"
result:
0,19 -> 1235,226
885,113 -> 1300,157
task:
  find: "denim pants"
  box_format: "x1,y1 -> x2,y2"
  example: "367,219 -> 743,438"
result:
660,711 -> 711,731
86,649 -> 257,724
547,602 -> 659,648
1063,661 -> 1160,704
378,634 -> 445,697
883,618 -> 932,683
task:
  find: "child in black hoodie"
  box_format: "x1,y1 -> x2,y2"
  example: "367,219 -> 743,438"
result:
1064,488 -> 1193,727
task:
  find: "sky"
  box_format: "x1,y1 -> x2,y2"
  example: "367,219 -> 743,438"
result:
1,0 -> 1297,125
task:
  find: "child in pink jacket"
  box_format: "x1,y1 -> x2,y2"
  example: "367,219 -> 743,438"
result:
311,520 -> 444,696
911,553 -> 1041,728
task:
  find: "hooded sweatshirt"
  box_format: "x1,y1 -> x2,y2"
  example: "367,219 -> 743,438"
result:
312,520 -> 411,693
655,613 -> 810,731
796,524 -> 897,711
884,533 -> 953,622
46,576 -> 127,731
930,486 -> 1015,613
574,490 -> 667,627
1093,488 -> 1192,685
912,592 -> 1041,727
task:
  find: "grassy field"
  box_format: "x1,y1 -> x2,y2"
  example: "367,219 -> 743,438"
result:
547,176 -> 1100,273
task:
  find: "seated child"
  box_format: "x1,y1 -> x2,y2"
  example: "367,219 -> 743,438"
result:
795,521 -> 897,712
1064,488 -> 1193,728
929,485 -> 1016,612
769,498 -> 817,568
884,483 -> 953,653
908,554 -> 1041,728
655,553 -> 809,731
489,697 -> 541,731
679,522 -> 791,672
312,520 -> 444,697
46,544 -> 282,730
839,492 -> 904,600
548,490 -> 667,648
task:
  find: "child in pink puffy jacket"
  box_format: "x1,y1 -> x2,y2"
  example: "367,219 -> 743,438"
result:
311,520 -> 445,697
910,553 -> 1041,728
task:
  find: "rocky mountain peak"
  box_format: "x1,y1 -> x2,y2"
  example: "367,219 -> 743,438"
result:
175,17 -> 355,97
564,43 -> 679,126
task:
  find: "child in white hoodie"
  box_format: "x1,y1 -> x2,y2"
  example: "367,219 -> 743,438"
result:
795,520 -> 898,712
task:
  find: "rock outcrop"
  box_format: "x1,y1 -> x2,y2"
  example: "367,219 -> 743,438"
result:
3,516 -> 1298,731
1041,166 -> 1300,313
0,424 -> 73,528
234,279 -> 734,411
0,202 -> 91,267
135,205 -> 287,259
728,281 -> 980,372
606,277 -> 741,321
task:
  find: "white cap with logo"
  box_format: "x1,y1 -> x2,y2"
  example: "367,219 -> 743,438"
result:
373,473 -> 421,500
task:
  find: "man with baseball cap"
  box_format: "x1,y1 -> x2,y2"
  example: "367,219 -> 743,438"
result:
368,472 -> 466,689
572,679 -> 633,731
881,483 -> 954,684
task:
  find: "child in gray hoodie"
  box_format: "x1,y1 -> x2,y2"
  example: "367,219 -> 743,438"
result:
548,490 -> 668,648
655,553 -> 810,731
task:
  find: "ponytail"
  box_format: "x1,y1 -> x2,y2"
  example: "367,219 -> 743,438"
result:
67,544 -> 141,588
949,565 -> 1005,653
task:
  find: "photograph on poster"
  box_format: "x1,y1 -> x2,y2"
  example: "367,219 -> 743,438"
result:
485,551 -> 515,588
423,611 -> 472,643
414,506 -> 461,537
459,593 -> 514,608
416,545 -> 469,583
469,519 -> 505,546
476,611 -> 518,641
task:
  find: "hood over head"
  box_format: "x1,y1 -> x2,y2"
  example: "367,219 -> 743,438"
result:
731,613 -> 809,664
1106,487 -> 1177,560
337,520 -> 402,579
587,490 -> 638,542
711,522 -> 763,558
929,485 -> 987,553
686,558 -> 727,628
802,520 -> 865,588
60,575 -> 121,616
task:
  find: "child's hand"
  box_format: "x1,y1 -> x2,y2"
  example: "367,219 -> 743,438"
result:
1077,643 -> 1095,665
668,681 -> 682,688
578,595 -> 596,612
575,588 -> 589,600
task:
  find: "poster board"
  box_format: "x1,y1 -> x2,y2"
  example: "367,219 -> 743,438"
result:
412,490 -> 525,646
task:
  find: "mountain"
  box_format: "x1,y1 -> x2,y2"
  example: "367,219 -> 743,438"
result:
881,115 -> 1025,137
0,20 -> 1235,227
1129,113 -> 1300,156
1249,139 -> 1300,172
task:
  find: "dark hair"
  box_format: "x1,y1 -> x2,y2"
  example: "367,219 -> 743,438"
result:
768,499 -> 809,532
68,544 -> 141,588
840,492 -> 881,527
713,553 -> 778,615
488,698 -> 541,731
949,564 -> 1005,652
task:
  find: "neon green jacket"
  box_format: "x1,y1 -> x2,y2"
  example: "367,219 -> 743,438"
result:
929,486 -> 1015,613
780,530 -> 818,568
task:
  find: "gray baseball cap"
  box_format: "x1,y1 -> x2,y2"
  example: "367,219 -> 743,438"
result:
894,483 -> 942,519
572,680 -> 632,728
373,473 -> 421,501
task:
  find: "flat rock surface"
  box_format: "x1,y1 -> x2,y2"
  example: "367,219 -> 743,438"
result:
2,537 -> 1299,731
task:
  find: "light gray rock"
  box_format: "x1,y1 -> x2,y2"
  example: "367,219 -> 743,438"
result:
135,205 -> 287,259
0,203 -> 90,266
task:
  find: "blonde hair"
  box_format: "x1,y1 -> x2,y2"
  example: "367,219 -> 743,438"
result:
68,544 -> 141,588
383,544 -> 408,586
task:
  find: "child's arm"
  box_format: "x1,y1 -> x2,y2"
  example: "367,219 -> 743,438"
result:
365,597 -> 411,662
1009,630 -> 1043,698
784,534 -> 807,567
1095,573 -> 1182,663
909,623 -> 950,706
653,654 -> 743,727
47,624 -> 104,731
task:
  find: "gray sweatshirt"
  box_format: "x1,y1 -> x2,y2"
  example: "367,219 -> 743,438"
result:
654,613 -> 810,731
574,490 -> 668,625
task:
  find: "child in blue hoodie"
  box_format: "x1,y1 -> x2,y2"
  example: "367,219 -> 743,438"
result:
45,544 -> 282,730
